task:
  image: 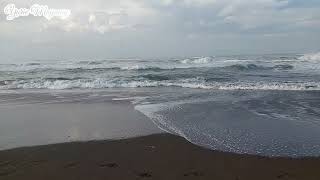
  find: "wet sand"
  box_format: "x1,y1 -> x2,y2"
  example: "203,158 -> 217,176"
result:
0,91 -> 162,150
1,133 -> 320,180
1,91 -> 320,180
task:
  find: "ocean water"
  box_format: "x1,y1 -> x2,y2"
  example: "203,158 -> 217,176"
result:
1,52 -> 320,157
1,53 -> 320,90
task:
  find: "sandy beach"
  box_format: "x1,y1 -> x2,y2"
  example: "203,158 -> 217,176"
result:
0,91 -> 320,180
1,133 -> 320,180
2,0 -> 320,179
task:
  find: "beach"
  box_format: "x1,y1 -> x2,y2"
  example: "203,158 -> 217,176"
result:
0,90 -> 320,180
1,89 -> 320,157
2,0 -> 320,179
1,133 -> 320,180
1,55 -> 320,157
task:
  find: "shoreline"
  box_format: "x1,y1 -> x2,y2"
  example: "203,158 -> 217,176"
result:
1,133 -> 320,180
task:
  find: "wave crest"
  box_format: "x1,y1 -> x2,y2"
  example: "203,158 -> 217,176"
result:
1,78 -> 319,91
180,57 -> 213,64
298,52 -> 320,61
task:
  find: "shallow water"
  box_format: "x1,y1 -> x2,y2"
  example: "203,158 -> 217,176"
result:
135,89 -> 320,157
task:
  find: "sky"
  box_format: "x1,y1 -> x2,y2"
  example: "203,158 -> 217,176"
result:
0,0 -> 320,61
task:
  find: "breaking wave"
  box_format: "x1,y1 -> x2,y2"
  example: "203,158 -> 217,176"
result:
1,78 -> 319,90
298,52 -> 320,61
180,57 -> 213,64
0,53 -> 319,91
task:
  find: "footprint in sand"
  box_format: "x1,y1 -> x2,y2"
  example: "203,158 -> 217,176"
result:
64,162 -> 79,168
277,172 -> 290,179
183,170 -> 204,177
0,168 -> 16,177
99,162 -> 118,168
137,171 -> 152,178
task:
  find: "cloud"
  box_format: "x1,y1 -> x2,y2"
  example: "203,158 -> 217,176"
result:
216,0 -> 290,28
159,0 -> 217,6
0,0 -> 319,59
2,0 -> 320,34
1,0 -> 158,34
41,11 -> 131,34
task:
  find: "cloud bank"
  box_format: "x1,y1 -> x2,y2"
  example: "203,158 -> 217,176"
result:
0,0 -> 319,60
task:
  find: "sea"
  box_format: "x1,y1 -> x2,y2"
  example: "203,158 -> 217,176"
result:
0,52 -> 320,157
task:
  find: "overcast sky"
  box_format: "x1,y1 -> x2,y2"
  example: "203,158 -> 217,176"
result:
0,0 -> 320,61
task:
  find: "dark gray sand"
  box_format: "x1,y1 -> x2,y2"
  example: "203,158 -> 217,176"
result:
1,134 -> 320,180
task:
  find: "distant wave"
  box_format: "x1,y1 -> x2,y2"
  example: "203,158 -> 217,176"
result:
120,66 -> 165,71
225,64 -> 268,71
7,63 -> 294,72
224,64 -> 294,71
180,57 -> 213,64
43,77 -> 83,81
77,61 -> 103,65
25,63 -> 41,66
0,56 -> 302,72
272,64 -> 294,70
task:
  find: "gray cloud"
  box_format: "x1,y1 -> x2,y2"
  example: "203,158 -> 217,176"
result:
0,0 -> 320,61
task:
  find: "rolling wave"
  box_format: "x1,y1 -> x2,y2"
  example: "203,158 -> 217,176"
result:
0,78 -> 319,90
298,52 -> 320,61
0,56 -> 300,72
180,57 -> 214,64
0,53 -> 319,91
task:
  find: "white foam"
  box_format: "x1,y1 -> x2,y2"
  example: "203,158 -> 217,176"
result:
135,101 -> 239,153
120,65 -> 147,70
298,52 -> 320,62
135,103 -> 190,139
1,78 -> 320,91
180,57 -> 213,64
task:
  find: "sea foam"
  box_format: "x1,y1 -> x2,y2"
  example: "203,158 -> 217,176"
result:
299,52 -> 320,61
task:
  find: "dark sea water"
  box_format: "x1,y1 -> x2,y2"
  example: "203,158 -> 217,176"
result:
1,52 -> 320,157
